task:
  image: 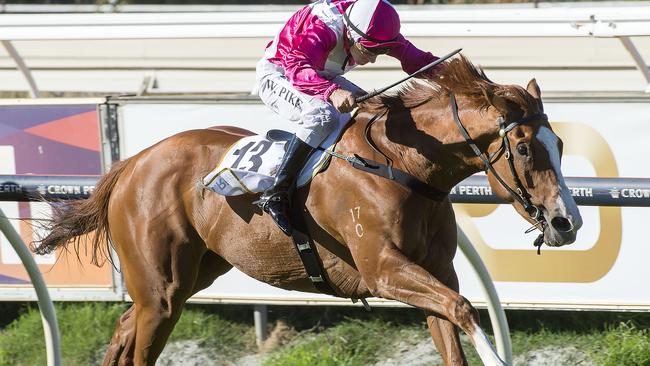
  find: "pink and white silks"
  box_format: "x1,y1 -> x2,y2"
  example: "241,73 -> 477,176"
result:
254,0 -> 439,147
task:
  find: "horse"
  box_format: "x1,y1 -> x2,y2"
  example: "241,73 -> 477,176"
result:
35,56 -> 582,366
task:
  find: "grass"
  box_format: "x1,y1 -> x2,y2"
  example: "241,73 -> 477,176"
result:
263,319 -> 410,366
165,304 -> 257,358
598,322 -> 650,366
2,304 -> 650,365
0,302 -> 128,366
0,302 -> 256,366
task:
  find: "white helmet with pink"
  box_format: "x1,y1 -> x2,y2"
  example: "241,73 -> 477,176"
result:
343,0 -> 402,51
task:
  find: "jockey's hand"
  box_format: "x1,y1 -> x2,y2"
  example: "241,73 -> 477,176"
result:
329,88 -> 357,113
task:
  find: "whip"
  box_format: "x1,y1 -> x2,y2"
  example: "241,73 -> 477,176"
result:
355,48 -> 462,103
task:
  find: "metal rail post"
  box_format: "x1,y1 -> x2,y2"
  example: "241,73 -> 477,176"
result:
1,40 -> 40,98
0,207 -> 61,366
254,304 -> 268,348
456,225 -> 513,365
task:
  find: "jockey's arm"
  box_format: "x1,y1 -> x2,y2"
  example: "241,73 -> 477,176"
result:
282,21 -> 341,102
388,34 -> 441,79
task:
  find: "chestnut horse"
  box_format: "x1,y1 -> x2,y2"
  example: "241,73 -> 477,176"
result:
36,57 -> 581,366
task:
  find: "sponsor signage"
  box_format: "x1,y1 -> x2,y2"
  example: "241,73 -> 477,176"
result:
3,98 -> 646,307
5,174 -> 648,208
0,175 -> 97,201
450,176 -> 650,207
0,103 -> 113,293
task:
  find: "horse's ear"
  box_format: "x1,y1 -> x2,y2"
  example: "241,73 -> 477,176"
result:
526,78 -> 544,112
482,86 -> 509,116
526,78 -> 541,99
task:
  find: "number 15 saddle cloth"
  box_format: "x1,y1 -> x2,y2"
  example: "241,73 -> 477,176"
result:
202,112 -> 352,197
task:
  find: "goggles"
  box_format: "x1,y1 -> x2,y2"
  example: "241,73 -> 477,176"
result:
355,42 -> 391,56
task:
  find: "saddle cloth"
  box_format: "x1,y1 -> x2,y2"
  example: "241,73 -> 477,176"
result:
203,113 -> 351,196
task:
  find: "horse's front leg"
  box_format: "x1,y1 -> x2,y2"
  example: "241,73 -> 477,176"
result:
353,242 -> 505,366
424,271 -> 468,365
427,312 -> 467,366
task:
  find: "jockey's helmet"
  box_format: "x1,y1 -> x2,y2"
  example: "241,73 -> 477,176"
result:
343,0 -> 402,52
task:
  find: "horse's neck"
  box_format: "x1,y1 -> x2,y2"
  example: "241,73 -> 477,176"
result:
345,102 -> 493,192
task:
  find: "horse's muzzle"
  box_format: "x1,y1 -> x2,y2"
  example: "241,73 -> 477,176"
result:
543,213 -> 581,247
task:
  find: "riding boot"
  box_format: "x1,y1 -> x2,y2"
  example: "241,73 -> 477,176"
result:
259,135 -> 314,236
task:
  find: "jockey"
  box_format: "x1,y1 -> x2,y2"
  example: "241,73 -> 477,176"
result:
255,0 -> 441,235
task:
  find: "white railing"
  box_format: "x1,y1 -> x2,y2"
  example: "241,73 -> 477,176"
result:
0,207 -> 61,366
0,7 -> 649,39
0,5 -> 649,97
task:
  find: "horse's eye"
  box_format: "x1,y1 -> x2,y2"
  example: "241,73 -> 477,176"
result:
517,143 -> 529,156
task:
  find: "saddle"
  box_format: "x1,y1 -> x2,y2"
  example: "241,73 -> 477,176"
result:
202,113 -> 352,196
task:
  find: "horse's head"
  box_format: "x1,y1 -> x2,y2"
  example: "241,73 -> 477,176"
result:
477,78 -> 583,247
366,56 -> 582,247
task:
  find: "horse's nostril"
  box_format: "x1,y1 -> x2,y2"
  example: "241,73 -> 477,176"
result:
551,216 -> 573,233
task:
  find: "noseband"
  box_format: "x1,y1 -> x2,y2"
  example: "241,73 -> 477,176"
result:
449,92 -> 548,253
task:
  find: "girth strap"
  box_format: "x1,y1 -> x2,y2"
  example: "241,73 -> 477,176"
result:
290,201 -> 337,296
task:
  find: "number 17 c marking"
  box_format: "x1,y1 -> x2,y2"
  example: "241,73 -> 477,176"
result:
349,206 -> 364,238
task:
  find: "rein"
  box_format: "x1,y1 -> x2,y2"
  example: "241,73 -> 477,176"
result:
449,92 -> 548,253
363,108 -> 393,177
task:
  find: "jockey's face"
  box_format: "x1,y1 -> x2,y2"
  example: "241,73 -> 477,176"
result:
351,43 -> 378,65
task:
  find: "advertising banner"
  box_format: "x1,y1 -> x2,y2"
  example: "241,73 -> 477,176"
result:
0,102 -> 114,297
116,98 -> 650,309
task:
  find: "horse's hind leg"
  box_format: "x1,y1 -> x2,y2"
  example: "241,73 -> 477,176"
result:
104,203 -> 230,366
132,246 -> 234,365
102,251 -> 232,366
103,305 -> 136,366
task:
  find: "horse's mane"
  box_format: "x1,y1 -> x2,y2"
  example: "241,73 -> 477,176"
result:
364,55 -> 538,113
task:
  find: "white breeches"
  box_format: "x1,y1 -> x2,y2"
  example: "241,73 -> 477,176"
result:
255,59 -> 363,148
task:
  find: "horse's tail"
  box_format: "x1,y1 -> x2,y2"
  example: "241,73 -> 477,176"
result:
33,159 -> 130,266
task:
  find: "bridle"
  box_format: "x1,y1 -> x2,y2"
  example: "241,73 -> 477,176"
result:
449,92 -> 548,253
